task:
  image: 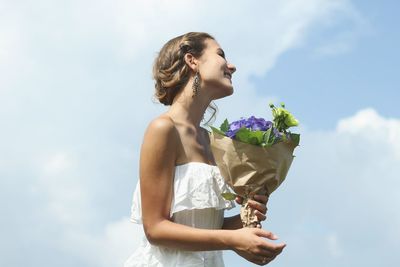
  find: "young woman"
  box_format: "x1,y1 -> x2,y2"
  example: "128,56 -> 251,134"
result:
125,32 -> 286,267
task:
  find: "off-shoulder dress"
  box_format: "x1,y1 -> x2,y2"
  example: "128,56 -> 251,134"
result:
124,162 -> 235,267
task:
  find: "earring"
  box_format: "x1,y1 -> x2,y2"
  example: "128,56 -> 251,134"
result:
192,71 -> 200,97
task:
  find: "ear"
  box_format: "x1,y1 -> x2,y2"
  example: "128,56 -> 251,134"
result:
183,53 -> 199,72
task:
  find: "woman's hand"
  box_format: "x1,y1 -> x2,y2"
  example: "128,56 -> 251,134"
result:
236,195 -> 269,225
230,227 -> 286,265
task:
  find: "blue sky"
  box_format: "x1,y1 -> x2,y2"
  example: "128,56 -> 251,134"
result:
247,0 -> 400,131
1,0 -> 399,266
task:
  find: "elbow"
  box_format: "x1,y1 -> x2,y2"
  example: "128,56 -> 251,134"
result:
144,228 -> 158,245
143,222 -> 164,246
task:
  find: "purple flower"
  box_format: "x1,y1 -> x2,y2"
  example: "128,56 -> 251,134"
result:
226,119 -> 246,138
253,118 -> 272,131
225,116 -> 273,138
226,130 -> 237,138
273,128 -> 282,138
229,120 -> 244,131
243,116 -> 272,131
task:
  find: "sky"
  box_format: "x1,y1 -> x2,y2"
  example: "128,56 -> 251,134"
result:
1,0 -> 399,266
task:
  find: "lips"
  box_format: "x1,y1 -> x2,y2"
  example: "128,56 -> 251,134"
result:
224,72 -> 232,79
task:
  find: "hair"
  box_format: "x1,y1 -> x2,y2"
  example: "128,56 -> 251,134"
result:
152,32 -> 218,125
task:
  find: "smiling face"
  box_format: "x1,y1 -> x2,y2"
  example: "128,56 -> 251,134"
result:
197,39 -> 236,99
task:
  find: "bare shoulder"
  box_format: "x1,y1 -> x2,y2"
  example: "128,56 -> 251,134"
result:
145,115 -> 178,140
141,115 -> 180,164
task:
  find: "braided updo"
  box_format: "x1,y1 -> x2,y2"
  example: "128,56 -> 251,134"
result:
153,32 -> 214,105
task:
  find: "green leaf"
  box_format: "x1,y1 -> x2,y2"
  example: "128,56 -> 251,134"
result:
270,103 -> 299,132
220,119 -> 229,133
210,126 -> 226,136
284,113 -> 299,127
235,127 -> 251,143
221,192 -> 236,200
248,130 -> 264,145
262,128 -> 272,143
289,133 -> 300,146
233,129 -> 267,146
262,128 -> 276,146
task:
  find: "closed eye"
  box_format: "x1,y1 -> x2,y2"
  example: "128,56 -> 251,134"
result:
217,48 -> 226,59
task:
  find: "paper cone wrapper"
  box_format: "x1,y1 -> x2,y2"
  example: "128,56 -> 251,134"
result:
210,131 -> 297,227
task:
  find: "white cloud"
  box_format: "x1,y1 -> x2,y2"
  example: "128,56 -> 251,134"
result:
64,217 -> 144,267
228,108 -> 400,266
312,0 -> 369,57
34,151 -> 92,227
41,153 -> 74,175
0,1 -> 30,94
326,232 -> 343,258
263,108 -> 400,267
337,108 -> 400,160
314,31 -> 356,56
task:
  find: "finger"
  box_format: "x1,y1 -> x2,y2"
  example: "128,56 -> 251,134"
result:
257,244 -> 285,259
266,243 -> 286,254
235,196 -> 243,204
248,200 -> 267,214
253,194 -> 268,204
255,210 -> 267,221
266,243 -> 286,255
254,255 -> 275,265
254,229 -> 278,240
263,255 -> 276,265
252,255 -> 267,266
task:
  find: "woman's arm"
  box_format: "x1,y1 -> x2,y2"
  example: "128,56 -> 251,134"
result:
139,116 -> 285,263
140,116 -> 231,250
222,215 -> 243,230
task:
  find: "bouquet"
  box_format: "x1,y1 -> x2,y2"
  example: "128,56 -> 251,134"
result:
210,103 -> 300,227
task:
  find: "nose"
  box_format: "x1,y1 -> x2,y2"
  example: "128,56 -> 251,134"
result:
228,63 -> 236,74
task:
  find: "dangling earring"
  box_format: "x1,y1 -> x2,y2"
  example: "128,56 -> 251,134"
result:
192,71 -> 200,98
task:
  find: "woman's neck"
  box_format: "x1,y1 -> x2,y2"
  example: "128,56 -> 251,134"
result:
169,86 -> 211,127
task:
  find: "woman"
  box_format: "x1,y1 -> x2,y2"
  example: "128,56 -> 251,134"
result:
125,32 -> 286,266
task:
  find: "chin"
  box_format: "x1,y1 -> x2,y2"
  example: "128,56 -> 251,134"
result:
226,88 -> 234,96
226,84 -> 234,95
213,87 -> 233,100
207,80 -> 234,99
223,84 -> 234,96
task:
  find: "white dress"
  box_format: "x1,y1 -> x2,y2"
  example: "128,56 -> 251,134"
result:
124,162 -> 235,267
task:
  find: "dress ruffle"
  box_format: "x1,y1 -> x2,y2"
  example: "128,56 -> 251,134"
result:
171,162 -> 235,215
124,236 -> 225,267
130,162 -> 235,224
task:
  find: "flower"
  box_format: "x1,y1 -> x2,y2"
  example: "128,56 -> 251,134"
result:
247,116 -> 272,131
226,116 -> 273,138
211,103 -> 299,147
209,102 -> 300,228
270,103 -> 299,132
273,128 -> 282,138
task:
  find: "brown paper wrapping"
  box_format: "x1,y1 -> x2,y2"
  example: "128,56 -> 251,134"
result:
210,131 -> 297,227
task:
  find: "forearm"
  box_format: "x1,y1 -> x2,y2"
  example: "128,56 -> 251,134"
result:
222,214 -> 243,230
145,219 -> 234,251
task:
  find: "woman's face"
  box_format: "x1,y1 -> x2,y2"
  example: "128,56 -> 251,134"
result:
197,39 -> 236,99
